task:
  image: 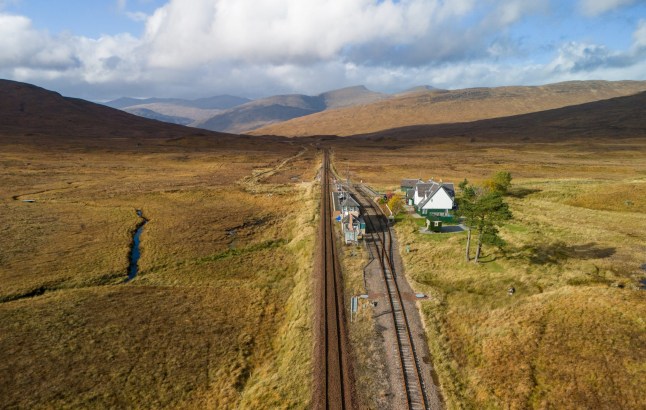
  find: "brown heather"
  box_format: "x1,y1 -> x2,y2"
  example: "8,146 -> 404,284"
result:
0,137 -> 318,408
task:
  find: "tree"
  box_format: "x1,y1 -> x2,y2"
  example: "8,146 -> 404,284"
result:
456,179 -> 477,261
387,194 -> 405,216
471,191 -> 512,262
456,179 -> 512,263
484,171 -> 512,195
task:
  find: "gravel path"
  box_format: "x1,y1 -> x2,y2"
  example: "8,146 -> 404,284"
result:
389,228 -> 444,409
359,201 -> 444,409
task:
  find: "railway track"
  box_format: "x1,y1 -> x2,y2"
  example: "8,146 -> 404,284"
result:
354,184 -> 430,410
316,150 -> 353,409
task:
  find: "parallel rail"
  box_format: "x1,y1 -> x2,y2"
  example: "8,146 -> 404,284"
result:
354,184 -> 429,410
318,150 -> 353,409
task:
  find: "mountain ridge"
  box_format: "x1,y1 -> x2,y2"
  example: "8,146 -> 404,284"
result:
250,80 -> 646,137
195,85 -> 388,133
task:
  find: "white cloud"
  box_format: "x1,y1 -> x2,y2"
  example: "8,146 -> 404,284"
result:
178,0 -> 542,68
139,0 -> 555,69
118,1 -> 150,23
74,34 -> 142,83
578,0 -> 639,16
544,20 -> 646,75
0,14 -> 44,66
492,0 -> 548,26
547,42 -> 611,72
0,12 -> 143,87
0,14 -> 83,71
1,0 -> 645,100
3,0 -> 548,96
142,0 -> 446,67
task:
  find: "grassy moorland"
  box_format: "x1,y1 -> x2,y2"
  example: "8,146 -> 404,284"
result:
0,136 -> 318,408
334,136 -> 646,409
2,78 -> 645,409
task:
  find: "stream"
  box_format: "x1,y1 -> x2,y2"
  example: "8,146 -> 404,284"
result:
125,209 -> 148,282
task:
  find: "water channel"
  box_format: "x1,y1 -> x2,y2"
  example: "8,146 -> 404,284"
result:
125,209 -> 147,282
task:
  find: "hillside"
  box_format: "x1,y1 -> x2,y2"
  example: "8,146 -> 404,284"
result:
196,85 -> 387,133
0,80 -> 232,139
345,90 -> 646,143
122,104 -> 223,126
320,85 -> 388,108
396,85 -> 439,95
251,80 -> 646,137
124,107 -> 194,125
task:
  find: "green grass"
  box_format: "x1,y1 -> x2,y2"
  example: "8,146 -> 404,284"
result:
483,260 -> 505,273
504,223 -> 529,233
396,216 -> 458,244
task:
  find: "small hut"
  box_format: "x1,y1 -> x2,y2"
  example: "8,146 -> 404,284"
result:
426,218 -> 442,233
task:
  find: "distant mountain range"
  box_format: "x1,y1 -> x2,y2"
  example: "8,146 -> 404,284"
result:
104,95 -> 253,130
251,80 -> 646,137
195,85 -> 388,133
105,95 -> 251,110
125,107 -> 194,126
105,85 -> 389,133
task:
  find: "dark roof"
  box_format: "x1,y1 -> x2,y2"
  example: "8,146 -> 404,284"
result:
415,182 -> 439,197
342,194 -> 360,208
416,180 -> 455,198
333,191 -> 342,211
401,178 -> 423,187
442,183 -> 455,198
333,191 -> 360,211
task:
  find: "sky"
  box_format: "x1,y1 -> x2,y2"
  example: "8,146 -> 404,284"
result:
1,0 -> 645,100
